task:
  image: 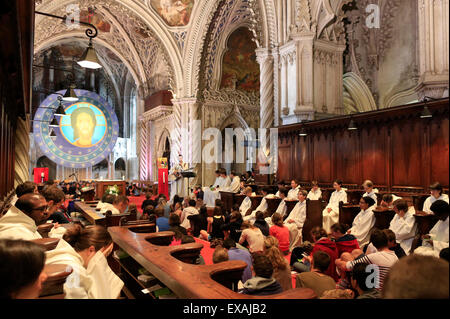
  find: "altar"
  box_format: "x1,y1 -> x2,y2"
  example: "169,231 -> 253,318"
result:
95,180 -> 127,199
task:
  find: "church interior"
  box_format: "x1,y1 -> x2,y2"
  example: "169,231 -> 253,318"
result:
0,0 -> 448,301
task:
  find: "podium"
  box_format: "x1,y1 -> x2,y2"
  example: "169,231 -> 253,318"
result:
181,171 -> 196,197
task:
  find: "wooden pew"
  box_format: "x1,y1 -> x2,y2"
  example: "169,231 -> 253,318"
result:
249,195 -> 263,212
104,210 -> 137,227
265,197 -> 282,217
346,190 -> 364,205
234,194 -> 246,207
339,202 -> 360,226
74,201 -> 105,225
373,208 -> 396,230
284,199 -> 298,218
109,226 -> 317,299
413,212 -> 439,237
219,191 -> 234,213
302,199 -> 326,242
411,211 -> 439,253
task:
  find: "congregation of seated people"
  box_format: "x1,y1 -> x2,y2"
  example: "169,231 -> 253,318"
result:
0,177 -> 448,299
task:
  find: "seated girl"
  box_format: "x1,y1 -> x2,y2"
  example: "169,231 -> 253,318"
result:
45,224 -> 124,299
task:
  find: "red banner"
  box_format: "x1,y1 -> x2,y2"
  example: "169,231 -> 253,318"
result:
158,168 -> 169,199
33,167 -> 49,184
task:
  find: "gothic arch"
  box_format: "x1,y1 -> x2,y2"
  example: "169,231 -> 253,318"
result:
35,0 -> 184,97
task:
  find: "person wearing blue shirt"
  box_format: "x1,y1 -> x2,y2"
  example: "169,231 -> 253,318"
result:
155,207 -> 170,232
223,238 -> 253,284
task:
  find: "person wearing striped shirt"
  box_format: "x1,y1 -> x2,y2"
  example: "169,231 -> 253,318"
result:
336,229 -> 398,290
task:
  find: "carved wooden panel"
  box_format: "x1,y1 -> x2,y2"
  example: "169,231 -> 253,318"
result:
277,100 -> 449,193
313,134 -> 332,182
278,142 -> 292,182
391,120 -> 422,187
429,119 -> 449,186
361,127 -> 387,186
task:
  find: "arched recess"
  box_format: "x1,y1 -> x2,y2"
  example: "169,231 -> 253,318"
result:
156,129 -> 172,172
343,72 -> 378,113
219,111 -> 253,173
36,156 -> 57,181
35,33 -> 142,90
92,159 -> 108,179
35,0 -> 184,97
114,157 -> 126,179
188,0 -> 276,97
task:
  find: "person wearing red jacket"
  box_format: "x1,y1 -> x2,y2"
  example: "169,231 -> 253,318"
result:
310,227 -> 339,282
330,223 -> 360,257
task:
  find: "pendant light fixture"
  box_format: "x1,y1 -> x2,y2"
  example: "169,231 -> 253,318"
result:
77,39 -> 102,69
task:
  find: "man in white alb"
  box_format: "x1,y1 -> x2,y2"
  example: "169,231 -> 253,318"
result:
389,199 -> 417,254
322,180 -> 347,233
307,181 -> 322,200
0,194 -> 49,240
203,169 -> 224,207
287,180 -> 300,200
422,182 -> 449,214
244,187 -> 271,223
414,200 -> 449,258
239,187 -> 253,217
362,180 -> 379,209
284,189 -> 308,251
170,155 -> 189,199
227,171 -> 241,193
348,196 -> 376,247
266,188 -> 288,226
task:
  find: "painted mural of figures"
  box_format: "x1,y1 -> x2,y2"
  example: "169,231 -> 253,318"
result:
151,0 -> 194,27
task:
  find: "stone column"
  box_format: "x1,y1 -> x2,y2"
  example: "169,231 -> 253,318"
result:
138,119 -> 150,181
417,0 -> 449,99
256,48 -> 275,172
14,117 -> 30,187
172,98 -> 200,189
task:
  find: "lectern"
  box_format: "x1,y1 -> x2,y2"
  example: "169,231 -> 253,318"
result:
181,171 -> 196,197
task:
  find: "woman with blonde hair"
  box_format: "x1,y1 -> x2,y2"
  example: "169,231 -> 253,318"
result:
263,236 -> 292,291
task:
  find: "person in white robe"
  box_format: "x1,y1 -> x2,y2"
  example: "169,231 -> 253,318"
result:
422,182 -> 449,214
284,190 -> 308,251
243,187 -> 271,223
239,187 -> 253,217
307,181 -> 322,200
0,194 -> 63,240
100,195 -> 129,215
218,171 -> 231,191
380,193 -> 416,215
45,226 -> 124,299
275,181 -> 285,197
389,199 -> 417,254
266,188 -> 289,226
348,196 -> 376,247
322,180 -> 347,233
414,200 -> 449,257
362,180 -> 379,209
169,155 -> 190,199
287,180 -> 300,200
203,170 -> 224,207
100,203 -> 120,215
0,204 -> 43,240
226,171 -> 241,193
180,199 -> 199,229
